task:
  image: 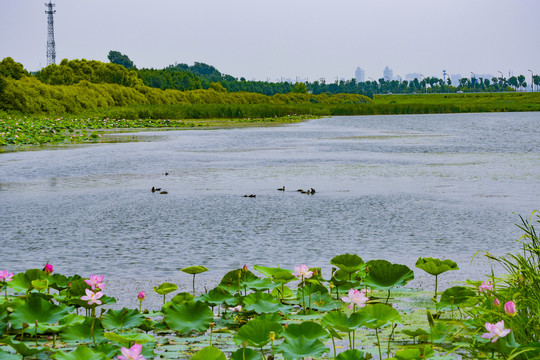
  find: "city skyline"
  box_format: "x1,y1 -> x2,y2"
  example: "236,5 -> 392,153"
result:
0,0 -> 539,83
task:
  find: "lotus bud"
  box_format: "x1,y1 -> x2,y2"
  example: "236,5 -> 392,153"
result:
137,291 -> 145,301
504,301 -> 517,316
243,264 -> 248,273
268,331 -> 276,341
494,298 -> 501,307
43,263 -> 53,275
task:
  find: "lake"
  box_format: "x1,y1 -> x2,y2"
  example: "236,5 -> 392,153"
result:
1,112 -> 538,281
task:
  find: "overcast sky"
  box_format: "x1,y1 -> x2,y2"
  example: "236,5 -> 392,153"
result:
1,0 -> 539,82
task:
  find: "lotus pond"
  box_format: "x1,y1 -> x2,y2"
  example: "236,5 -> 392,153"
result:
1,213 -> 540,360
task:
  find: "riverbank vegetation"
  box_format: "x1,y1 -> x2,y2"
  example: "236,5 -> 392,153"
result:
0,213 -> 539,359
1,56 -> 540,147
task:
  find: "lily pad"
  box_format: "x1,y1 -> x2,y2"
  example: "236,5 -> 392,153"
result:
198,287 -> 237,307
190,346 -> 226,360
363,259 -> 414,290
321,310 -> 364,332
163,301 -> 214,334
436,286 -> 476,311
415,257 -> 459,276
357,303 -> 401,330
234,318 -> 283,348
253,265 -> 295,284
230,347 -> 263,360
52,345 -> 109,360
10,294 -> 72,332
282,322 -> 330,341
336,349 -> 370,360
103,332 -> 154,346
154,282 -> 178,295
243,292 -> 292,314
330,254 -> 365,278
278,336 -> 329,360
101,308 -> 144,330
180,266 -> 209,275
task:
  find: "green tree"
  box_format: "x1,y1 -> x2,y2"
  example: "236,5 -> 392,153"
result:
517,74 -> 526,90
533,75 -> 540,91
0,57 -> 28,79
508,76 -> 518,90
293,82 -> 308,94
107,50 -> 135,69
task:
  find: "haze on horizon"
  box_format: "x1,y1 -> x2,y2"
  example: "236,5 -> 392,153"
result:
1,0 -> 539,83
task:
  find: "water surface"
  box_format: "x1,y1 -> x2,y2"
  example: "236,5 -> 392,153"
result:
1,112 -> 538,279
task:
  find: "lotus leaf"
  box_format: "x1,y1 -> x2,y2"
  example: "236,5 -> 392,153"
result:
436,286 -> 476,311
101,308 -> 144,330
0,348 -> 21,360
191,345 -> 226,360
37,313 -> 85,333
336,349 -> 369,360
363,259 -> 414,290
330,254 -> 365,278
321,310 -> 364,332
153,282 -> 178,295
234,318 -> 283,348
163,301 -> 213,334
61,317 -> 105,343
271,284 -> 296,301
230,347 -> 263,360
9,269 -> 47,292
52,345 -> 108,360
278,336 -> 329,360
308,293 -> 341,312
198,287 -> 237,307
282,321 -> 330,341
10,294 -> 72,332
180,265 -> 209,275
356,303 -> 401,329
164,292 -> 195,307
394,346 -> 434,360
103,331 -> 154,345
415,257 -> 459,276
31,279 -> 49,291
0,336 -> 49,357
243,292 -> 292,314
253,265 -> 295,284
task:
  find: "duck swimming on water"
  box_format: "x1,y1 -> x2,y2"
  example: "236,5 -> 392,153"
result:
277,186 -> 285,191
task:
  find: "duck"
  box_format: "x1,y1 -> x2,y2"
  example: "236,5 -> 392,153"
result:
310,188 -> 316,194
151,187 -> 162,193
159,190 -> 168,194
277,186 -> 285,191
243,194 -> 256,198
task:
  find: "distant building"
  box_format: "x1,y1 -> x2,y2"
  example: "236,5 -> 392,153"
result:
383,66 -> 393,81
405,73 -> 422,81
355,67 -> 365,83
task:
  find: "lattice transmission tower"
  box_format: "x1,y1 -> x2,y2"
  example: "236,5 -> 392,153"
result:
45,1 -> 56,65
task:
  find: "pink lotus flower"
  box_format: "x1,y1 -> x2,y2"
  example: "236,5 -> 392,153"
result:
341,288 -> 369,310
137,291 -> 145,301
481,320 -> 511,343
478,280 -> 493,293
504,301 -> 517,316
0,270 -> 14,282
292,264 -> 313,279
81,288 -> 104,305
84,275 -> 106,291
117,343 -> 145,360
43,264 -> 53,275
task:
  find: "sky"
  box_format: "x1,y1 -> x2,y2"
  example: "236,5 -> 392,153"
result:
1,0 -> 539,82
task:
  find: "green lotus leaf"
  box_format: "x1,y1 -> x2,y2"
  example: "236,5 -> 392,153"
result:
164,292 -> 195,307
253,265 -> 295,284
60,317 -> 105,343
163,301 -> 214,334
330,254 -> 365,276
37,313 -> 85,333
101,308 -> 144,330
282,322 -> 330,341
307,292 -> 341,312
234,318 -> 283,348
154,282 -> 178,295
180,266 -> 209,275
296,283 -> 328,299
230,347 -> 263,360
198,287 -> 237,307
0,336 -> 49,357
64,278 -> 88,297
321,310 -> 364,332
415,257 -> 459,276
243,292 -> 292,314
52,345 -> 108,360
9,269 -> 47,292
401,328 -> 428,338
436,286 -> 477,311
363,259 -> 414,290
219,269 -> 268,292
191,346 -> 226,360
356,303 -> 401,330
10,294 -> 72,331
242,276 -> 278,292
31,279 -> 49,291
48,273 -> 72,291
271,285 -> 296,301
104,332 -> 154,346
336,349 -> 370,360
0,347 -> 21,360
278,336 -> 329,360
394,346 -> 434,360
